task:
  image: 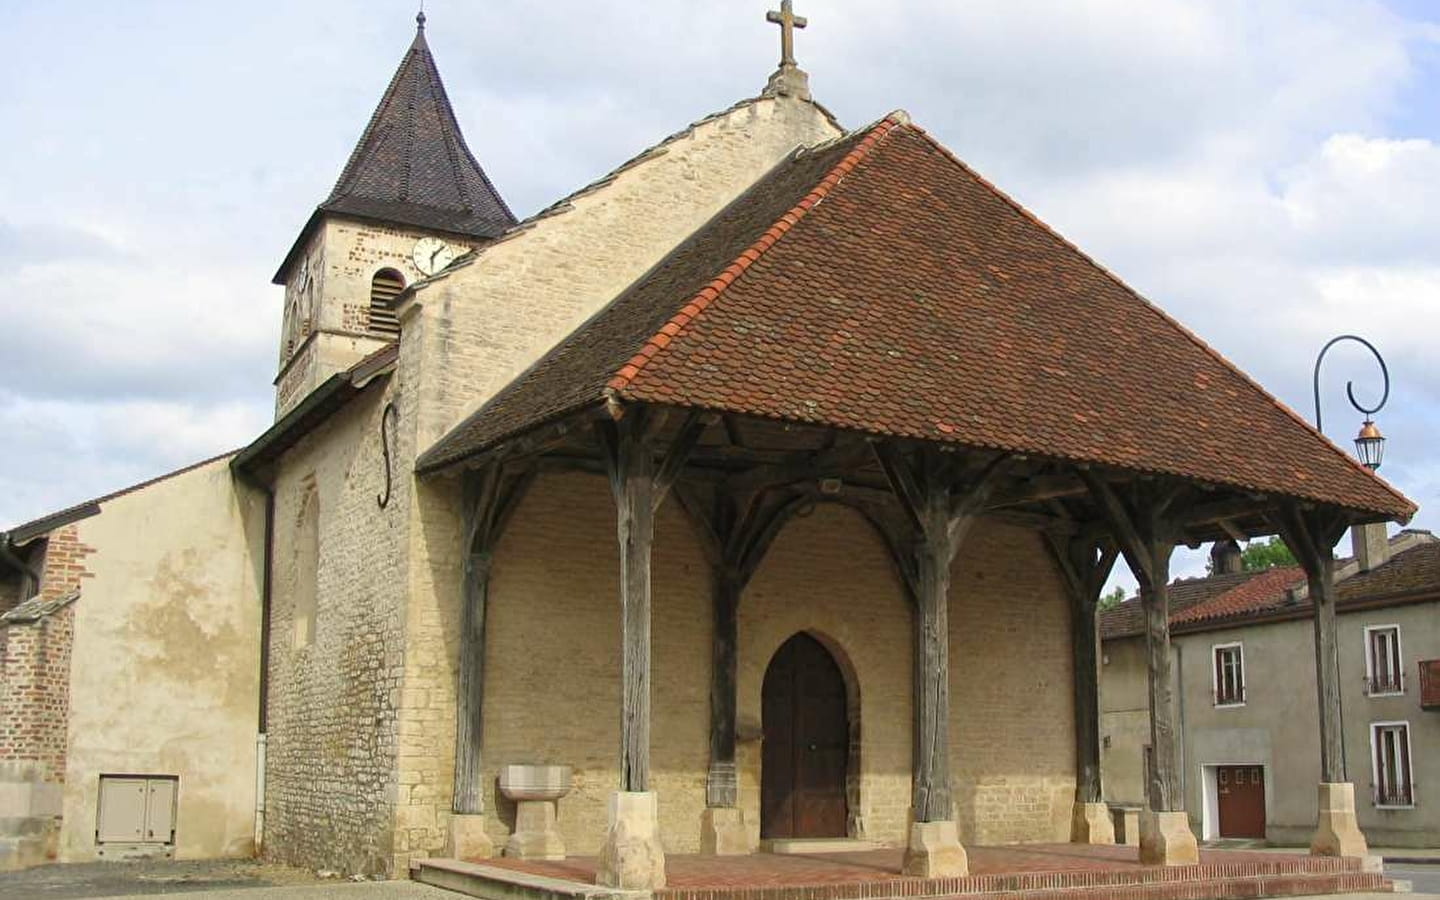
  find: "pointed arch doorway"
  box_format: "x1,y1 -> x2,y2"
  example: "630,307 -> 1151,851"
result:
760,632 -> 851,839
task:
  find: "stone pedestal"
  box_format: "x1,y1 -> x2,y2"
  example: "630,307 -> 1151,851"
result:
498,765 -> 571,862
902,819 -> 968,878
445,814 -> 495,860
1071,801 -> 1115,845
700,806 -> 750,855
596,791 -> 666,890
1138,810 -> 1198,866
1310,782 -> 1368,859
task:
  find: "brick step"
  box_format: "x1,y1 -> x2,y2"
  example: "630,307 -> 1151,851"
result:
907,872 -> 1393,900
658,859 -> 1376,900
412,857 -> 1392,900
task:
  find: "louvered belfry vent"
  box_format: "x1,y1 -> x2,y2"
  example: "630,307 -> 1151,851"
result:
370,269 -> 405,337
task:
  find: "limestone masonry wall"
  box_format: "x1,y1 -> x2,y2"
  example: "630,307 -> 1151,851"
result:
265,379 -> 409,876
403,97 -> 843,452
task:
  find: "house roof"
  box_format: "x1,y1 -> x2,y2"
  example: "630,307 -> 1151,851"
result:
1101,532 -> 1440,639
274,14 -> 515,283
415,113 -> 1413,523
1100,569 -> 1270,640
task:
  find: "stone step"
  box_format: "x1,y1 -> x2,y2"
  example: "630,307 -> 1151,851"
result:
411,858 -> 642,900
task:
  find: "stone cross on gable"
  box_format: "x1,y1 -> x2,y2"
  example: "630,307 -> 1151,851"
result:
767,0 -> 807,68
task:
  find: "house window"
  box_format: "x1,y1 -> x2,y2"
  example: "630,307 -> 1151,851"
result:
1371,722 -> 1414,808
369,269 -> 405,338
1365,625 -> 1404,696
1213,643 -> 1245,706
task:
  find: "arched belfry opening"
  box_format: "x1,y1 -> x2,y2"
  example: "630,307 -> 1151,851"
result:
369,268 -> 405,338
760,632 -> 853,840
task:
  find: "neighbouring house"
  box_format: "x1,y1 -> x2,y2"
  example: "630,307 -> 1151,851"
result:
1101,528 -> 1440,848
0,7 -> 1418,886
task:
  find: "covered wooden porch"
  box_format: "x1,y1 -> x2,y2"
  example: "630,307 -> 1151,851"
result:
412,114 -> 1415,890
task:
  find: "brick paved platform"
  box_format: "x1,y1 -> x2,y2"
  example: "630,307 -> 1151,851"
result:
413,844 -> 1395,900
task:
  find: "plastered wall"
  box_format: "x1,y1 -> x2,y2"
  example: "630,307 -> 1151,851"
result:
60,457 -> 264,861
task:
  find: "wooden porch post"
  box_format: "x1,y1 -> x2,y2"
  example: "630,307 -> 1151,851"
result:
876,445 -> 1007,878
676,485 -> 814,855
1276,502 -> 1369,859
447,465 -> 533,859
1044,533 -> 1118,844
594,408 -> 704,889
1082,474 -> 1198,866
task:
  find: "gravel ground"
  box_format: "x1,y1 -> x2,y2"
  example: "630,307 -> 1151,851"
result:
50,885 -> 450,900
0,858 -> 333,899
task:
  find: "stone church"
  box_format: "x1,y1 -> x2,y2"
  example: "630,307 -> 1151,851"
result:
0,5 -> 1414,887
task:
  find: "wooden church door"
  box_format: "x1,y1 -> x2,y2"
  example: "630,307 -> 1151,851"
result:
761,633 -> 849,839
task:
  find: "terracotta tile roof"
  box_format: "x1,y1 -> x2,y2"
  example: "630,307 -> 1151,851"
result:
1101,534 -> 1440,639
1170,566 -> 1306,628
417,123 -> 879,473
416,113 -> 1415,523
1099,570 -> 1266,640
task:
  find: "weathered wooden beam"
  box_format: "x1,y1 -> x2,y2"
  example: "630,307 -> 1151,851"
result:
874,443 -> 1009,828
723,441 -> 875,494
985,474 -> 1089,510
1274,501 -> 1351,784
1077,473 -> 1189,813
453,465 -> 536,815
594,410 -> 681,793
1044,532 -> 1117,808
652,411 -> 709,509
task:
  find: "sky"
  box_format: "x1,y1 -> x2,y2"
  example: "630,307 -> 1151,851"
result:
2,0 -> 1438,592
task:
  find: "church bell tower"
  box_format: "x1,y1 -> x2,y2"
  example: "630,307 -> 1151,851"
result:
271,12 -> 516,417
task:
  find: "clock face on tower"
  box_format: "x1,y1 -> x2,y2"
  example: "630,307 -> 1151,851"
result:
412,237 -> 457,276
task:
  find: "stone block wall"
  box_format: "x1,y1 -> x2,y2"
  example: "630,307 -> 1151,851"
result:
403,96 -> 843,453
264,380 -> 409,876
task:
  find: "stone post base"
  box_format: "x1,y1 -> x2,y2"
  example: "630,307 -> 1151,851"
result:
700,807 -> 750,855
596,791 -> 666,890
902,820 -> 968,878
1071,801 -> 1115,845
1138,810 -> 1198,866
445,814 -> 495,861
1310,782 -> 1368,859
505,799 -> 567,861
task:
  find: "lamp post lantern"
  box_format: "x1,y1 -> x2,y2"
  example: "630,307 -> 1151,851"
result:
1312,334 -> 1389,471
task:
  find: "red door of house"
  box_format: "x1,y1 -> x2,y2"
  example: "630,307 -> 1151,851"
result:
761,633 -> 849,839
1217,765 -> 1266,839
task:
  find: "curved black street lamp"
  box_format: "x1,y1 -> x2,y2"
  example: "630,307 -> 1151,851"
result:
1313,334 -> 1390,470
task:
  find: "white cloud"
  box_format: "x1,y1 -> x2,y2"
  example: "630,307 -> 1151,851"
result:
2,0 -> 1438,580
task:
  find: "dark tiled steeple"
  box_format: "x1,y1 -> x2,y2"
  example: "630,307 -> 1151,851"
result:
323,12 -> 516,238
